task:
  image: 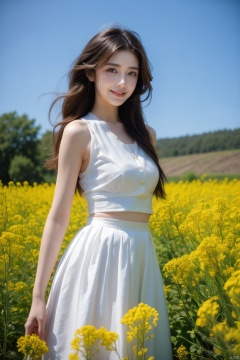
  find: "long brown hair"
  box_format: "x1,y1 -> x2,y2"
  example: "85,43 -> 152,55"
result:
47,27 -> 166,198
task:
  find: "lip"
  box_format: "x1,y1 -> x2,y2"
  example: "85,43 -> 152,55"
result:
110,90 -> 127,97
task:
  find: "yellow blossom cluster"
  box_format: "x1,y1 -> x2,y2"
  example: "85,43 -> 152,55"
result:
121,303 -> 158,359
161,195 -> 240,290
151,179 -> 240,246
17,334 -> 48,359
224,269 -> 240,306
196,296 -> 219,328
69,325 -> 119,359
151,179 -> 240,358
69,303 -> 158,360
196,295 -> 240,357
212,321 -> 240,356
177,345 -> 188,360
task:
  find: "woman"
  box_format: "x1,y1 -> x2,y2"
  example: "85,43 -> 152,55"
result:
25,27 -> 173,359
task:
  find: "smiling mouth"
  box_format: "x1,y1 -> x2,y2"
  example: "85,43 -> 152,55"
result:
110,90 -> 126,97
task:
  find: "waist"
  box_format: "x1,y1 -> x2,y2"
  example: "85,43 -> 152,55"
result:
87,217 -> 149,231
90,211 -> 150,222
85,194 -> 153,215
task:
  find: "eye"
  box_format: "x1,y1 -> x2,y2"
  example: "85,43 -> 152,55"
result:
106,68 -> 117,73
128,71 -> 138,77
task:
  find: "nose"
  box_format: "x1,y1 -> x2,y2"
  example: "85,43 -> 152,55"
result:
116,74 -> 126,87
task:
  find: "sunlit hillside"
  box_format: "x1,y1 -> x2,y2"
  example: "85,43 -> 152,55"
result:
160,149 -> 240,177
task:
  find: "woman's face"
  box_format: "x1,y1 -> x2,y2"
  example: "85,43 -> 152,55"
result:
90,50 -> 139,108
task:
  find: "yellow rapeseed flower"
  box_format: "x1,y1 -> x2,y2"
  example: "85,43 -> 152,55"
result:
69,325 -> 118,359
196,296 -> 219,328
223,270 -> 240,306
121,303 -> 159,358
17,334 -> 48,359
212,320 -> 240,356
177,345 -> 188,360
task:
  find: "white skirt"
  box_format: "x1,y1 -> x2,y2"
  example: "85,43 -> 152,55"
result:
44,218 -> 172,360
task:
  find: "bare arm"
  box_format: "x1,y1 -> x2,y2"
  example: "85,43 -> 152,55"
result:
25,120 -> 90,338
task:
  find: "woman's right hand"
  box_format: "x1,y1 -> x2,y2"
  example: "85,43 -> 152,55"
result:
25,297 -> 47,339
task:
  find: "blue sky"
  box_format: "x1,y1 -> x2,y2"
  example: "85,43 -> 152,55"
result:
0,0 -> 239,138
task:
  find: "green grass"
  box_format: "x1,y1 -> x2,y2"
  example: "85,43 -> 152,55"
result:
167,173 -> 240,183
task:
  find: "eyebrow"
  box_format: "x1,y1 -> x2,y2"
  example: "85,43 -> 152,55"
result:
106,62 -> 139,70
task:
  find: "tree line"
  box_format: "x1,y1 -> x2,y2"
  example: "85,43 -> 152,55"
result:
0,112 -> 55,184
156,128 -> 240,158
1,112 -> 239,184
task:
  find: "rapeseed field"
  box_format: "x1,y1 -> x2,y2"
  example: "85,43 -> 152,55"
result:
0,179 -> 240,359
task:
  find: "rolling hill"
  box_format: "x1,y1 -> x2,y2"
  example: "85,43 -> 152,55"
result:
160,149 -> 240,177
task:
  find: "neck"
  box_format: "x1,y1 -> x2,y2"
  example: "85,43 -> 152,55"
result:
90,105 -> 120,123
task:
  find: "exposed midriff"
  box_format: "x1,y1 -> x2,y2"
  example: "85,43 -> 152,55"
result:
90,211 -> 150,223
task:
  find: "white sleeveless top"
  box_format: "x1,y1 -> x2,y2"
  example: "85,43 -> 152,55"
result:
78,112 -> 159,215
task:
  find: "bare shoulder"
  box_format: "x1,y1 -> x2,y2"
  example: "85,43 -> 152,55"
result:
63,119 -> 90,141
63,120 -> 91,145
145,124 -> 157,146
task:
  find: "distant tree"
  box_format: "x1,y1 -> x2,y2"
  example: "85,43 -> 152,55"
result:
157,129 -> 240,158
38,130 -> 53,164
38,130 -> 56,183
0,112 -> 41,183
9,155 -> 35,183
